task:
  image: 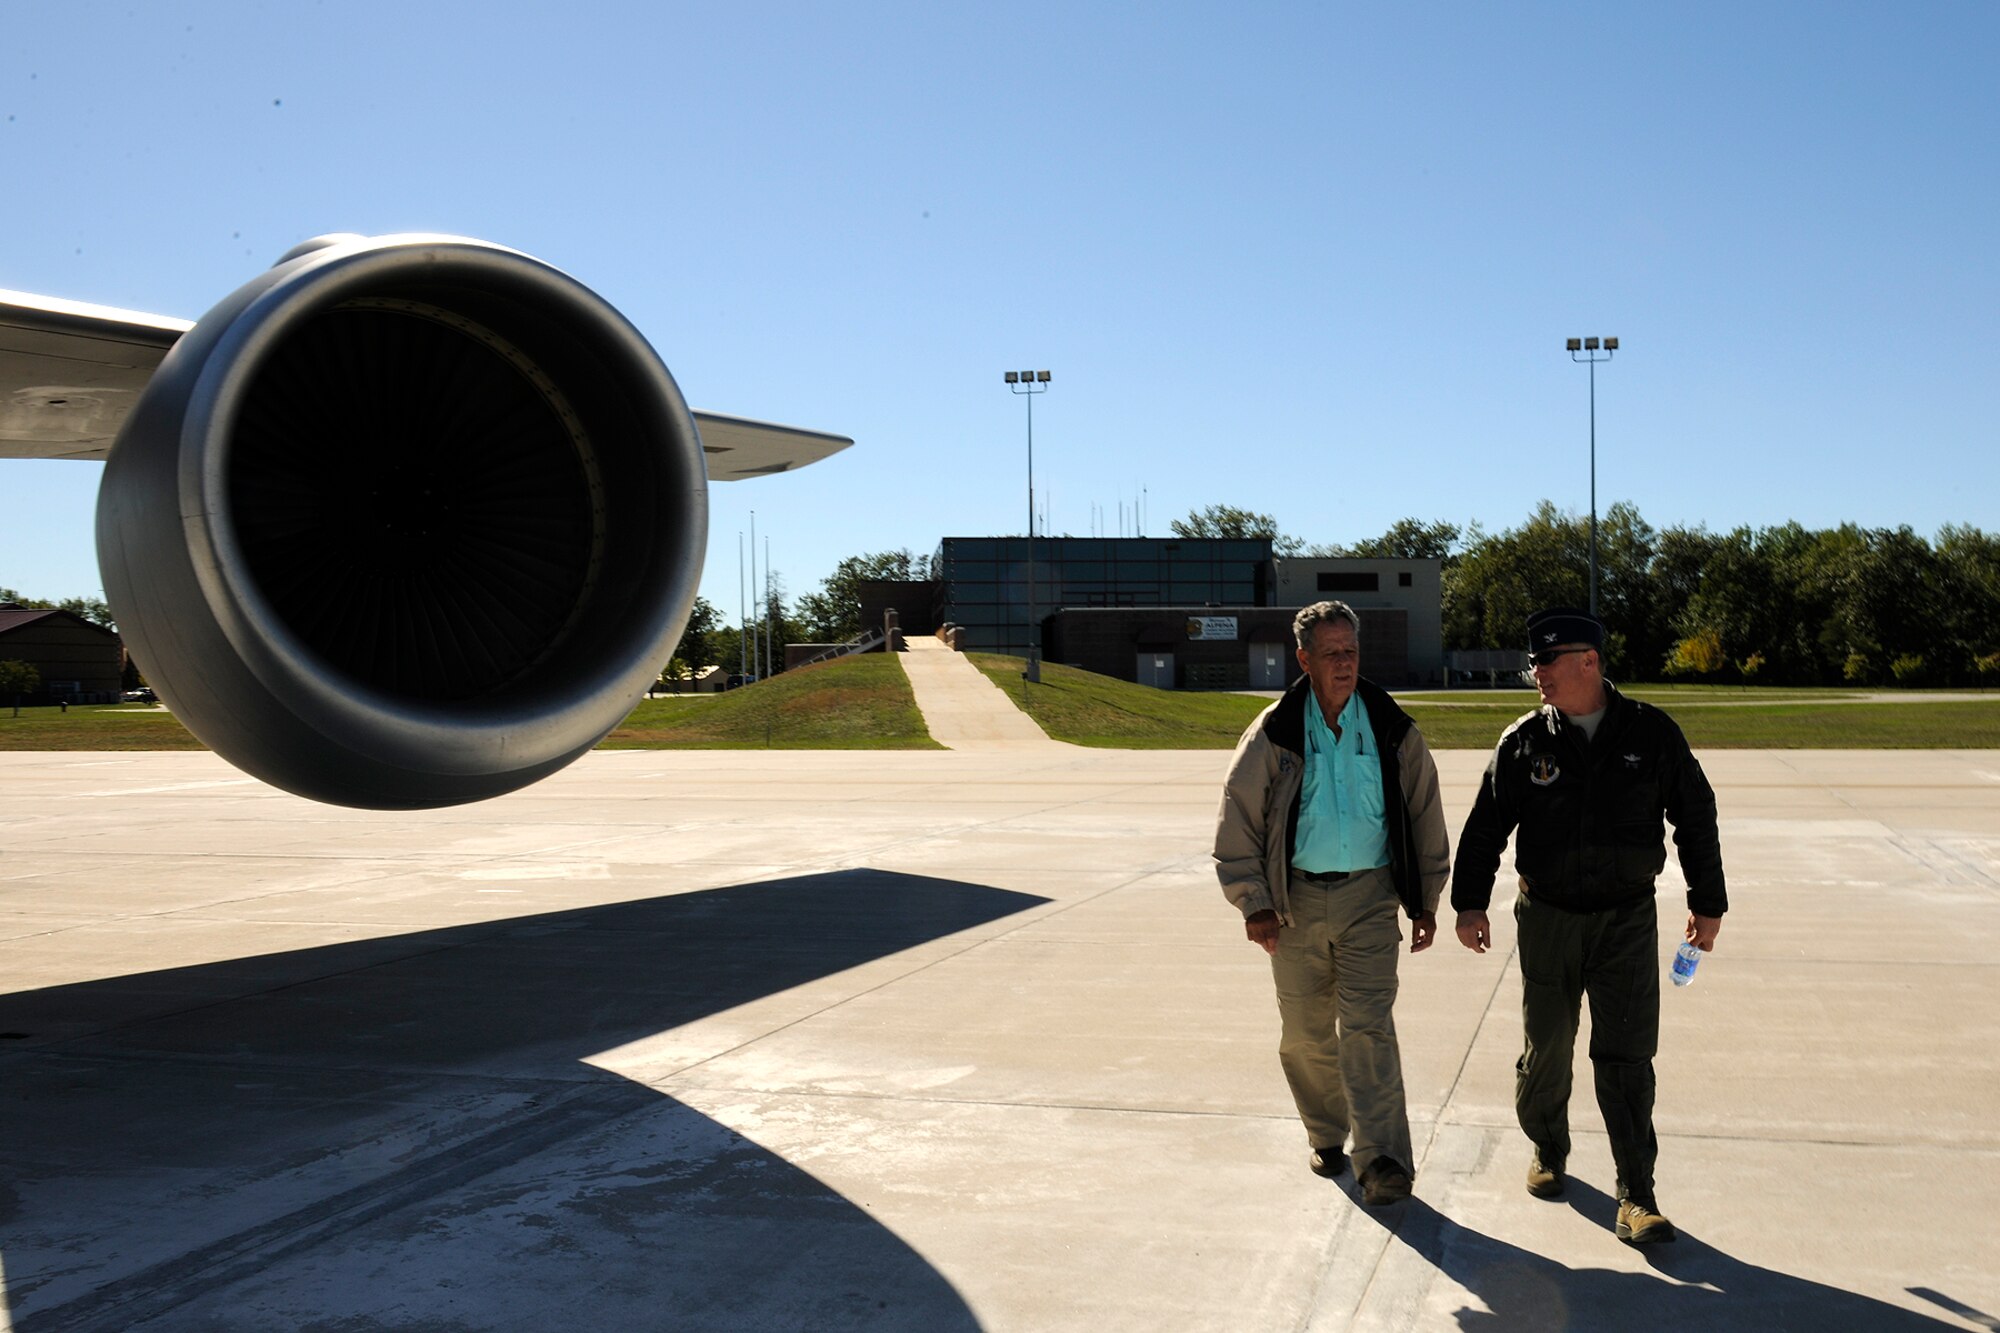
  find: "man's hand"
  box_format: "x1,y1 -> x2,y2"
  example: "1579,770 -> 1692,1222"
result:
1455,910 -> 1491,953
1686,913 -> 1722,951
1245,909 -> 1282,955
1411,912 -> 1437,953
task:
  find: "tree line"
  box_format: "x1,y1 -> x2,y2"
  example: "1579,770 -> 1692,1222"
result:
1261,503 -> 1998,687
18,504 -> 1994,692
676,507 -> 1999,688
1162,504 -> 2000,685
657,550 -> 937,688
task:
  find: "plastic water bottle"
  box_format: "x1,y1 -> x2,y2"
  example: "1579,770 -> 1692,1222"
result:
1671,940 -> 1702,987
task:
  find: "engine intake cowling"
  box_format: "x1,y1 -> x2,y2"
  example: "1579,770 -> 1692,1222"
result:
96,234 -> 707,808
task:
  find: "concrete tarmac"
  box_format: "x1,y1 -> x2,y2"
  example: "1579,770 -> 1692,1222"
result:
3,746 -> 1997,1330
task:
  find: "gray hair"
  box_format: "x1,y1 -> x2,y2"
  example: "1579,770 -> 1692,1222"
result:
1293,600 -> 1361,652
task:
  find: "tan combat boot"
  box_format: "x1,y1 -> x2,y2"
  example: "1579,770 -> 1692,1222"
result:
1526,1152 -> 1565,1199
1615,1197 -> 1676,1244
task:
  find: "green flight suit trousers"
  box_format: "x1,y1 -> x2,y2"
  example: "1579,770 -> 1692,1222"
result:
1513,886 -> 1662,1204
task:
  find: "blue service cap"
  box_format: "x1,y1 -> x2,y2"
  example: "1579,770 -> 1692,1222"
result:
1527,606 -> 1603,652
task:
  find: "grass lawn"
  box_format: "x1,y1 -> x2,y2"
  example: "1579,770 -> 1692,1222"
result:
6,661 -> 1996,753
602,654 -> 942,749
1397,699 -> 2000,749
1398,686 -> 1874,705
966,654 -> 1267,747
965,656 -> 2000,750
0,703 -> 204,750
2,655 -> 940,753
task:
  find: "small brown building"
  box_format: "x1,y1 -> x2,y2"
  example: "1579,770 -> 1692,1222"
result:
0,605 -> 126,702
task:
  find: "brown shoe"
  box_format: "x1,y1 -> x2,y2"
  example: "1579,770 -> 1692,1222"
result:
1526,1152 -> 1566,1199
1615,1197 -> 1677,1244
1361,1158 -> 1413,1206
1309,1147 -> 1349,1179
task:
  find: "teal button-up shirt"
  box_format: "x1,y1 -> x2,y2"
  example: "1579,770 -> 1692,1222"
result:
1292,689 -> 1390,874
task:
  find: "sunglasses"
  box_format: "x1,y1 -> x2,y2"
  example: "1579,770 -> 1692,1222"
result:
1529,646 -> 1593,669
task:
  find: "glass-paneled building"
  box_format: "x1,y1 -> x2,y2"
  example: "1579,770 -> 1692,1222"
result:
933,536 -> 1272,657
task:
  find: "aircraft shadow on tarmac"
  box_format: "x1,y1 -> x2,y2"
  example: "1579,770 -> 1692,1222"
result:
1355,1181 -> 1988,1331
0,869 -> 1046,1332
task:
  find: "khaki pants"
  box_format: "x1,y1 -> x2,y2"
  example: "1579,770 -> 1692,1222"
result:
1270,866 -> 1413,1178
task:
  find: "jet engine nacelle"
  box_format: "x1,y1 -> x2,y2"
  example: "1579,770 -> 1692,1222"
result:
95,234 -> 707,809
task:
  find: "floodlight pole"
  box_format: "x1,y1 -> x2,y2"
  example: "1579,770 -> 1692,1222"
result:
1005,370 -> 1051,683
749,510 -> 760,680
1566,336 -> 1618,618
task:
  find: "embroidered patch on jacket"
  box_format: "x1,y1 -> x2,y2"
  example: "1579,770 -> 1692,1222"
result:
1529,755 -> 1560,786
1623,752 -> 1644,767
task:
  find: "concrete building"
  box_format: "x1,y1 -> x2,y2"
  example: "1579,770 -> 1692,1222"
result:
1044,607 -> 1297,690
1270,556 -> 1445,686
931,536 -> 1271,661
908,541 -> 1444,690
1045,603 -> 1422,690
777,540 -> 1445,691
858,579 -> 937,639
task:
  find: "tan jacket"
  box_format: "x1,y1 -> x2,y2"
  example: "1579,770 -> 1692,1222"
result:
1214,676 -> 1450,925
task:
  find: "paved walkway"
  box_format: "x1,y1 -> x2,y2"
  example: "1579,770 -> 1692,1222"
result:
897,635 -> 1069,749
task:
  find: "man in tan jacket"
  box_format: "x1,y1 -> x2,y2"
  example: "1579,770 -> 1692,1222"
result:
1214,601 -> 1450,1205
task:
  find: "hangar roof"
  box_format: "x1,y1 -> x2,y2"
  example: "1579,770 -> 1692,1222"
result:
0,606 -> 117,639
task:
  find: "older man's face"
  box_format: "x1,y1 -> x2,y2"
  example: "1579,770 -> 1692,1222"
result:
1530,642 -> 1604,715
1297,619 -> 1360,715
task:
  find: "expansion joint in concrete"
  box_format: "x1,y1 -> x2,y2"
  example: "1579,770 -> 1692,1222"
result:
19,1083 -> 650,1333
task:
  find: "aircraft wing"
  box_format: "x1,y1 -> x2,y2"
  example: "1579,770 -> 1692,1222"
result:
690,410 -> 852,480
0,290 -> 853,475
0,290 -> 190,460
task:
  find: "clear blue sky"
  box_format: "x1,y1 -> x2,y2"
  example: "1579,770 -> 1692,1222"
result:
5,3 -> 1994,624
